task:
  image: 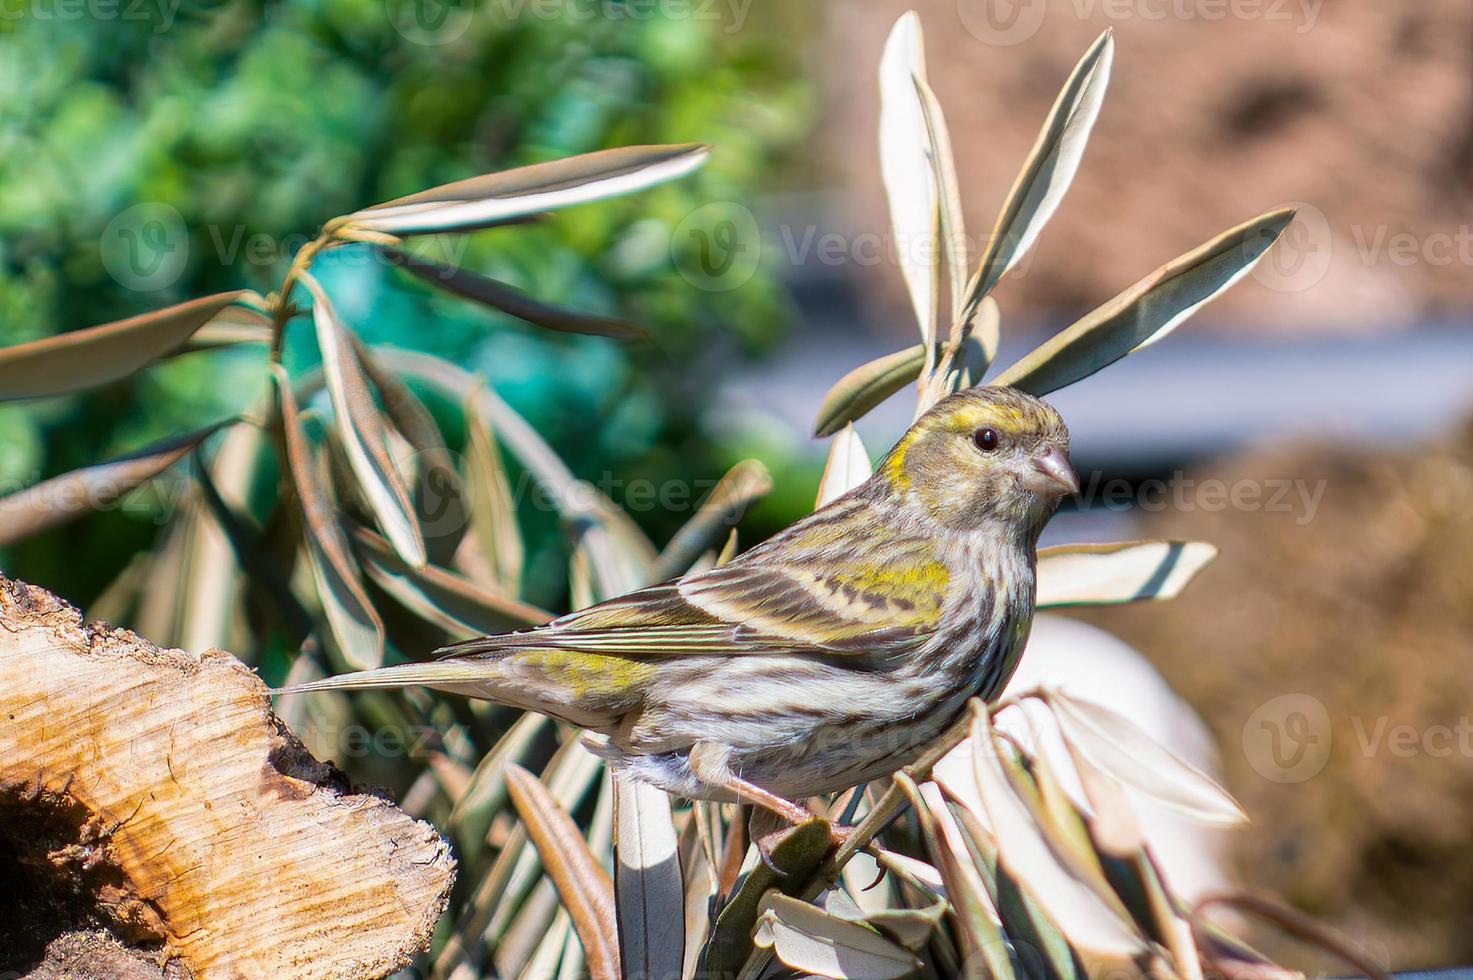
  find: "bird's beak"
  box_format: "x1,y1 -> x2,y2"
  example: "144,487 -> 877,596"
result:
1029,446 -> 1079,498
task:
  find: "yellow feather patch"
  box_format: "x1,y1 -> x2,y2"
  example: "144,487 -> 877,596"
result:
516,649 -> 656,700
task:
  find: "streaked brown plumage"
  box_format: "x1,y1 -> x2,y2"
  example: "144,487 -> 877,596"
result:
276,386 -> 1076,820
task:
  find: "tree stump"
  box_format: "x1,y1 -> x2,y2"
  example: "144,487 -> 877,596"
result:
0,575 -> 455,978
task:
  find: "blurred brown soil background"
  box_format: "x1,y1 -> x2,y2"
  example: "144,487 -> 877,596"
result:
820,0 -> 1473,334
1075,420 -> 1473,971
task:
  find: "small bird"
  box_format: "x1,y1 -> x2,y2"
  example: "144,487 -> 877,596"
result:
277,386 -> 1077,829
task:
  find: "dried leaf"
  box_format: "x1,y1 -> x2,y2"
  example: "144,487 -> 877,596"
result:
1047,689 -> 1247,826
505,762 -> 620,980
344,143 -> 709,235
384,249 -> 646,339
1036,540 -> 1217,608
815,424 -> 872,509
299,272 -> 426,568
967,31 -> 1113,309
612,775 -> 685,980
0,291 -> 251,400
270,364 -> 385,669
993,208 -> 1295,395
878,12 -> 938,343
0,421 -> 230,547
752,892 -> 921,980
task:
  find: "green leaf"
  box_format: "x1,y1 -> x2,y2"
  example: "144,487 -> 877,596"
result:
375,348 -> 654,598
0,291 -> 252,401
612,775 -> 685,980
505,762 -> 621,980
753,892 -> 921,980
1047,689 -> 1247,826
343,143 -> 709,235
300,272 -> 426,568
993,208 -> 1295,395
0,420 -> 231,548
1036,540 -> 1217,608
270,364 -> 385,670
383,248 -> 646,339
967,31 -> 1113,309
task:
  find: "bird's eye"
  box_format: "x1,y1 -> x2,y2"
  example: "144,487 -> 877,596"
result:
972,427 -> 999,453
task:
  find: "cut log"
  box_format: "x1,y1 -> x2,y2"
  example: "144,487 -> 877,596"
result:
0,575 -> 455,978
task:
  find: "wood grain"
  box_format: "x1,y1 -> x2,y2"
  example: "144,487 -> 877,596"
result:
0,575 -> 454,978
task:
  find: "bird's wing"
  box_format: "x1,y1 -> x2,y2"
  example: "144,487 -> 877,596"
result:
443,524 -> 950,660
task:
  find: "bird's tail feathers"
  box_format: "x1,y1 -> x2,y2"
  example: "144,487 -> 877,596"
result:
272,659 -> 494,696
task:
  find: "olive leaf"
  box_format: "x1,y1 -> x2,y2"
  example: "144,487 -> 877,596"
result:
966,31 -> 1113,312
912,73 -> 968,324
814,333 -> 996,437
968,708 -> 1148,966
752,892 -> 921,980
463,390 -> 527,591
1036,540 -> 1218,607
815,424 -> 871,509
270,364 -> 385,670
341,143 -> 709,236
612,775 -> 685,980
299,272 -> 426,568
994,208 -> 1295,395
505,762 -> 621,980
352,339 -> 469,567
652,458 -> 770,581
349,524 -> 549,637
896,774 -> 1015,980
1046,689 -> 1247,826
0,420 -> 232,547
878,11 -> 938,344
382,248 -> 646,339
814,345 -> 929,438
0,291 -> 253,401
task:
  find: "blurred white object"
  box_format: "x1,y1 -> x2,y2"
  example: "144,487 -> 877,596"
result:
933,614 -> 1231,903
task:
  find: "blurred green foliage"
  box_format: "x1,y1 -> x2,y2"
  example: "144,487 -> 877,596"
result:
0,1 -> 811,605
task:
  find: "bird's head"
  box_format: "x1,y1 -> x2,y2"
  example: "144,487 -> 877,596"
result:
877,386 -> 1076,535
